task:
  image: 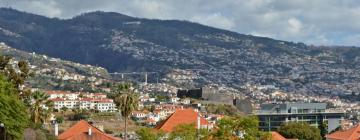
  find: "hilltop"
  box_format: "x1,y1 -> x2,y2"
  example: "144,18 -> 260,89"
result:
0,42 -> 111,92
1,8 -> 360,100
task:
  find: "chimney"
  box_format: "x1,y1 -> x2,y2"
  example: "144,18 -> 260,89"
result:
88,127 -> 92,136
54,123 -> 59,136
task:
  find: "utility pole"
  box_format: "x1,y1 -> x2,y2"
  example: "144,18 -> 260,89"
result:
0,123 -> 5,140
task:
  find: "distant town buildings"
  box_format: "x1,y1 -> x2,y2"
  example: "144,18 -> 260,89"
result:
47,90 -> 116,112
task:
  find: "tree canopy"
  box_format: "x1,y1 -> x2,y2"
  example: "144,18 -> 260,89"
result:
30,91 -> 54,125
136,127 -> 165,140
0,55 -> 30,92
156,116 -> 271,140
212,115 -> 270,140
114,83 -> 139,140
0,74 -> 29,139
278,122 -> 322,140
168,123 -> 211,140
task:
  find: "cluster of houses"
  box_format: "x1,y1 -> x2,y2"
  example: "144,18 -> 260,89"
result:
57,108 -> 288,140
46,90 -> 360,140
47,90 -> 117,112
57,107 -> 360,140
132,94 -> 224,127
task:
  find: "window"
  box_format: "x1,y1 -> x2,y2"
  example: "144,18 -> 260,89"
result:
276,108 -> 280,113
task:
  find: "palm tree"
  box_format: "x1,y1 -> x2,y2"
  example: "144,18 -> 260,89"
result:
116,83 -> 132,95
30,91 -> 53,124
114,83 -> 138,140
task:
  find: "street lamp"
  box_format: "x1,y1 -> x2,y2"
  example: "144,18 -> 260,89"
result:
0,123 -> 6,140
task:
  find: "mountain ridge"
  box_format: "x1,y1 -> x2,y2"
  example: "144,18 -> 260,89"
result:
1,8 -> 360,100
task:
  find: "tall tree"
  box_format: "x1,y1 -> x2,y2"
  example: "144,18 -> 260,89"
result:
0,56 -> 30,92
0,74 -> 29,139
168,123 -> 211,140
318,121 -> 328,138
212,117 -> 236,139
233,115 -> 262,140
29,91 -> 53,124
114,83 -> 138,140
116,82 -> 132,95
212,116 -> 271,140
278,122 -> 322,140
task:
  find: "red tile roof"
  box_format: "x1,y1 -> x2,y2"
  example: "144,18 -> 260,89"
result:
271,132 -> 287,140
58,120 -> 121,140
50,98 -> 65,102
155,108 -> 210,132
96,99 -> 113,103
80,98 -> 93,101
326,124 -> 360,140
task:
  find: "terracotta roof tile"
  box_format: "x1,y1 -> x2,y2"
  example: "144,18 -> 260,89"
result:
271,132 -> 287,140
326,124 -> 360,140
155,108 -> 210,132
50,98 -> 65,102
58,120 -> 121,140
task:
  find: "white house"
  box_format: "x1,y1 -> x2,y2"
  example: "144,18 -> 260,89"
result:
170,97 -> 180,104
181,98 -> 191,105
131,111 -> 149,119
48,91 -> 116,112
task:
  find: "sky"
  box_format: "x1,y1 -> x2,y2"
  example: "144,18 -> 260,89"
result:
1,0 -> 360,46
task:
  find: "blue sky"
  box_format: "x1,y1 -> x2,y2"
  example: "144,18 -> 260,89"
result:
1,0 -> 360,46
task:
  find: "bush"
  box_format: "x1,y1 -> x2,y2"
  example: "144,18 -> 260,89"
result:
71,111 -> 90,121
136,127 -> 165,140
278,122 -> 322,140
104,128 -> 114,134
55,116 -> 64,124
0,75 -> 29,139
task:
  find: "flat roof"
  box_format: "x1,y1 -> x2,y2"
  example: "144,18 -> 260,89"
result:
255,112 -> 345,116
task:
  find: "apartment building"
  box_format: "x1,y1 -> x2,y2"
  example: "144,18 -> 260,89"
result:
256,102 -> 345,132
47,90 -> 116,112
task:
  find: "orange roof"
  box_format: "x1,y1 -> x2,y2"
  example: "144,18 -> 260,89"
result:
80,98 -> 93,101
155,108 -> 210,132
50,98 -> 65,102
326,124 -> 360,140
271,132 -> 287,140
58,120 -> 121,140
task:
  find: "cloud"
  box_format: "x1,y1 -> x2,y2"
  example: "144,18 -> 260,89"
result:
2,0 -> 62,17
0,0 -> 360,46
190,13 -> 235,30
287,18 -> 302,35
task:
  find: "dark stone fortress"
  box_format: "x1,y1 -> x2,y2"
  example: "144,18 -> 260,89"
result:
177,86 -> 252,114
